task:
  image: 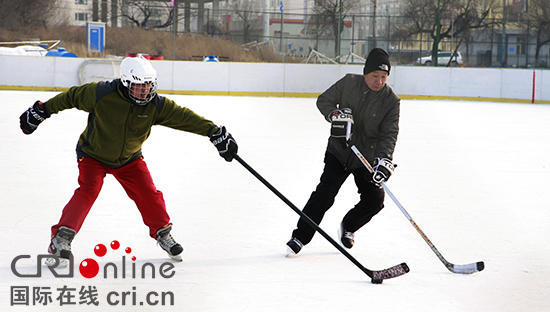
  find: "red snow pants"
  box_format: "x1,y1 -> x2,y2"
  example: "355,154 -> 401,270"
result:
51,157 -> 170,239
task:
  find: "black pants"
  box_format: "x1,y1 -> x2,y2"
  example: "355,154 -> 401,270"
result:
292,152 -> 385,245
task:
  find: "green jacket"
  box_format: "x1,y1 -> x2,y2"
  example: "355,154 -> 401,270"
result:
317,74 -> 400,170
44,79 -> 217,168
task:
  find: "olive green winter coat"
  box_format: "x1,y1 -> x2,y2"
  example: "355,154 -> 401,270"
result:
317,74 -> 400,170
43,79 -> 216,168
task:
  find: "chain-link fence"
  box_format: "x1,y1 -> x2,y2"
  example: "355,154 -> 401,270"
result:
166,7 -> 550,68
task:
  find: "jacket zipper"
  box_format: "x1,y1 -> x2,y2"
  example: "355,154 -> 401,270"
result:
345,89 -> 370,168
119,103 -> 134,160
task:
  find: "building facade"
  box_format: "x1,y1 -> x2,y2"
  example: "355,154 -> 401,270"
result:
53,0 -> 549,67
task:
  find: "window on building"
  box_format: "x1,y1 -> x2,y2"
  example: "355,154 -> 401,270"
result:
75,13 -> 88,21
314,0 -> 325,7
152,9 -> 163,17
75,0 -> 88,4
516,36 -> 526,55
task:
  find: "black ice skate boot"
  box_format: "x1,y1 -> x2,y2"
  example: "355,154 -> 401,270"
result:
338,222 -> 354,249
46,226 -> 76,267
285,237 -> 304,256
157,225 -> 183,261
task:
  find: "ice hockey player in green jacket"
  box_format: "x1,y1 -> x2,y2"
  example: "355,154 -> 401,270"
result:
19,55 -> 238,265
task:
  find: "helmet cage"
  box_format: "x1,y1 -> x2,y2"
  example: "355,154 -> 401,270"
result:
125,80 -> 158,105
120,55 -> 158,105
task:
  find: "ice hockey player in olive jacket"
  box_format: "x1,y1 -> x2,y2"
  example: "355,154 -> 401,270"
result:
19,55 -> 238,265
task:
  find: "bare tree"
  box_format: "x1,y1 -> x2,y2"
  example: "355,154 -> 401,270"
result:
117,0 -> 176,29
518,0 -> 550,67
0,0 -> 56,30
307,0 -> 360,56
400,0 -> 499,59
226,0 -> 262,44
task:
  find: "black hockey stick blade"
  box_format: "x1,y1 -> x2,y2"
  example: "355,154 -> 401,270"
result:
371,263 -> 410,283
234,154 -> 410,283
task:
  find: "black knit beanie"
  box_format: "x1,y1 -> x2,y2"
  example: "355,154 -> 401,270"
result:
363,48 -> 391,76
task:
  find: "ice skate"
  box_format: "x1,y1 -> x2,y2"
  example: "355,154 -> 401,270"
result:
157,225 -> 183,261
338,222 -> 354,249
46,226 -> 76,268
285,237 -> 303,257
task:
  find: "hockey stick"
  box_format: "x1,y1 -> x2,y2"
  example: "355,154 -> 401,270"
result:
234,154 -> 409,283
351,145 -> 484,274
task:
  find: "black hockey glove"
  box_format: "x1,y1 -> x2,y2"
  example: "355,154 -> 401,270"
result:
210,126 -> 238,162
329,108 -> 353,149
20,101 -> 51,134
371,157 -> 396,186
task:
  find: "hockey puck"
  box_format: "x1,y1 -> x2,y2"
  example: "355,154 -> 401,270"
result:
371,279 -> 383,284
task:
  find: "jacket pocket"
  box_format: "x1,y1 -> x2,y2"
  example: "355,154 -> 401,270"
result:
358,139 -> 377,162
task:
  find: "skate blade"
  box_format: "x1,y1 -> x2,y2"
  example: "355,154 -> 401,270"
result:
168,254 -> 183,262
45,257 -> 69,268
285,246 -> 298,257
337,227 -> 344,248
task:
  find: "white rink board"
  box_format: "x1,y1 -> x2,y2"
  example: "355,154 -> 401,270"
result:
1,55 -> 550,101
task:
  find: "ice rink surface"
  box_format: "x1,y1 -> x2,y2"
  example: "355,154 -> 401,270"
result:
1,90 -> 549,311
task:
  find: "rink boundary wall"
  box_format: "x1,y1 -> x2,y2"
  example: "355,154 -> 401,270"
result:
1,55 -> 549,104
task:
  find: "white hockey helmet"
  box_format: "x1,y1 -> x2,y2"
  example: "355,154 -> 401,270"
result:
120,55 -> 158,105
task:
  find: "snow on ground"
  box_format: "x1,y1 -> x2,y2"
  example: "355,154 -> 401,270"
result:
1,90 -> 549,311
